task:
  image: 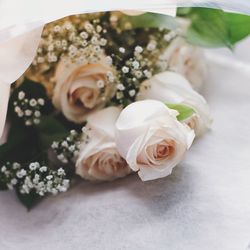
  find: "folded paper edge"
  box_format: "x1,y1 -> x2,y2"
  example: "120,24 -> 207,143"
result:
0,82 -> 10,138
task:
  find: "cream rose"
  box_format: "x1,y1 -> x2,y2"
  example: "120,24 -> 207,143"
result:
115,100 -> 195,181
76,107 -> 131,181
138,71 -> 212,137
161,37 -> 207,91
53,59 -> 115,123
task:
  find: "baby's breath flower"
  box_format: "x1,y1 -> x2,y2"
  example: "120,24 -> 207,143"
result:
132,61 -> 140,69
147,41 -> 157,51
51,130 -> 83,164
119,47 -> 125,53
129,89 -> 136,97
0,162 -> 70,196
135,46 -> 143,53
18,91 -> 25,100
117,84 -> 125,91
29,99 -> 37,107
122,66 -> 129,74
13,91 -> 45,126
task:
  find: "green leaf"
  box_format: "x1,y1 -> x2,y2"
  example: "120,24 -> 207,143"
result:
16,190 -> 42,210
119,13 -> 178,31
179,7 -> 250,48
0,124 -> 38,165
167,103 -> 195,121
37,116 -> 68,149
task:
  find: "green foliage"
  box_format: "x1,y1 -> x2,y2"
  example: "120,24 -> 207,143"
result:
37,116 -> 68,149
119,13 -> 178,31
0,79 -> 69,208
167,103 -> 195,121
16,190 -> 42,210
178,7 -> 250,48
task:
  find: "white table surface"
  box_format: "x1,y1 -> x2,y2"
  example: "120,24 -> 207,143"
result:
0,39 -> 250,250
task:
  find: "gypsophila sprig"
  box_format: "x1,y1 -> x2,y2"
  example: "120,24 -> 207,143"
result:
51,129 -> 86,164
0,162 -> 70,196
111,46 -> 154,106
13,91 -> 45,126
31,14 -> 109,73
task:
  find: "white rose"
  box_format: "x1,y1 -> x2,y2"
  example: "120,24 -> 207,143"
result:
53,59 -> 115,123
138,71 -> 212,137
115,100 -> 194,181
76,107 -> 131,181
161,37 -> 207,91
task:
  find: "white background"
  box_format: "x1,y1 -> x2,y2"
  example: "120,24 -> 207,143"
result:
0,38 -> 250,250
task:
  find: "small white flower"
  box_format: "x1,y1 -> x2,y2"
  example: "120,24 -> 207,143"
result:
117,84 -> 125,91
16,169 -> 27,178
1,166 -> 6,172
46,175 -> 53,180
15,106 -> 21,113
96,25 -> 102,33
29,162 -> 39,170
68,145 -> 75,152
129,89 -> 136,97
143,70 -> 152,78
81,40 -> 88,47
29,99 -> 37,107
84,22 -> 93,32
119,47 -> 125,53
11,179 -> 17,185
34,119 -> 40,125
51,142 -> 59,149
132,61 -> 140,69
53,25 -> 61,33
70,130 -> 77,136
57,168 -> 65,175
135,71 -> 143,78
51,189 -> 59,195
61,141 -> 68,148
80,31 -> 88,39
38,98 -> 45,106
69,45 -> 77,53
116,92 -> 124,100
94,45 -> 101,53
147,41 -> 157,51
39,166 -> 47,173
122,66 -> 129,74
25,110 -> 32,116
107,71 -> 113,78
34,111 -> 41,117
25,120 -> 32,126
91,36 -> 98,45
13,163 -> 21,169
105,56 -> 113,66
135,46 -> 143,53
48,44 -> 54,52
100,38 -> 107,46
17,111 -> 24,117
18,91 -> 25,100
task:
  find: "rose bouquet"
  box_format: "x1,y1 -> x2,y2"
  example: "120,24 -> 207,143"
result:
1,8 -> 250,209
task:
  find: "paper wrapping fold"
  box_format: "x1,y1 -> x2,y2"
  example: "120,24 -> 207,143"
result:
0,0 -> 250,138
